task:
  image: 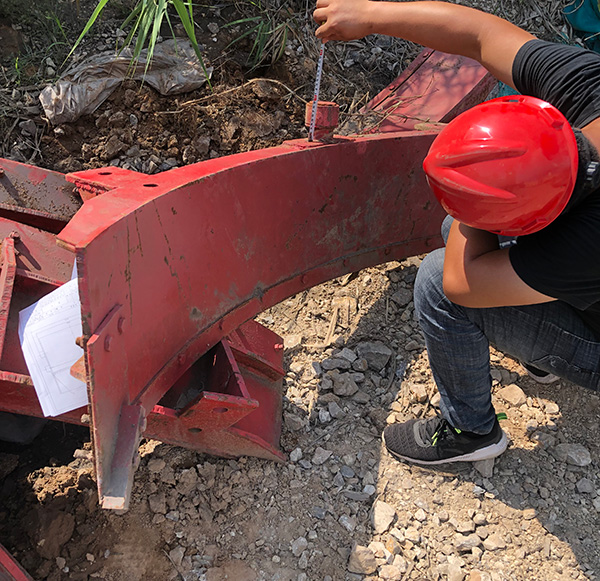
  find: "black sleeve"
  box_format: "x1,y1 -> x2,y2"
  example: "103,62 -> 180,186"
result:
509,196 -> 600,310
512,39 -> 600,128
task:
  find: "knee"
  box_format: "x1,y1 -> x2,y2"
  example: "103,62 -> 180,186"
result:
414,248 -> 446,318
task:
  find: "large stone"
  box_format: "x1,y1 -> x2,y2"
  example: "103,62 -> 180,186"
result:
331,371 -> 359,397
554,443 -> 592,466
356,341 -> 392,371
454,533 -> 481,552
372,500 -> 396,533
498,384 -> 527,406
390,288 -> 412,307
348,544 -> 377,575
483,533 -> 506,551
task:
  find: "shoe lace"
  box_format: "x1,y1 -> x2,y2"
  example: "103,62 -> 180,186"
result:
426,413 -> 508,446
418,416 -> 460,447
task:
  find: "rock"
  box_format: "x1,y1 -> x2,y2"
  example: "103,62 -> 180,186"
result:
353,390 -> 370,404
348,544 -> 377,575
544,401 -> 560,414
473,458 -> 495,478
467,572 -> 492,581
328,401 -> 345,418
312,447 -> 333,465
101,134 -> 127,160
410,383 -> 428,403
448,563 -> 466,581
436,510 -> 450,523
405,340 -> 421,351
522,508 -> 537,520
352,358 -> 369,372
339,515 -> 357,532
338,347 -> 357,362
404,527 -> 421,544
149,491 -> 167,514
291,537 -> 308,556
576,477 -> 595,494
321,357 -> 352,371
483,533 -> 506,551
177,468 -> 197,495
379,564 -> 404,580
454,520 -> 475,534
290,448 -> 302,462
356,341 -> 392,371
414,508 -> 427,522
554,443 -> 592,466
331,371 -> 359,397
454,533 -> 481,552
498,384 -> 527,406
390,288 -> 412,307
319,408 -> 331,423
372,500 -> 396,533
169,546 -> 185,567
284,412 -> 305,432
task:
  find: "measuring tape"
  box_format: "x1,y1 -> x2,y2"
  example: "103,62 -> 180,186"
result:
308,41 -> 326,142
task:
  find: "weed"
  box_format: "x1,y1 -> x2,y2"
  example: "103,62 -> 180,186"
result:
226,1 -> 296,69
67,0 -> 211,87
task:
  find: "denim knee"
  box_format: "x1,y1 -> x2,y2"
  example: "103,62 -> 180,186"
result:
414,248 -> 446,321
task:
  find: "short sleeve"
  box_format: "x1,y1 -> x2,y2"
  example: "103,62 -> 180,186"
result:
512,39 -> 600,128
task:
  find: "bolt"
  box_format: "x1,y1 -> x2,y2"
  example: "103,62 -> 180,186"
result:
177,353 -> 185,365
104,335 -> 112,352
0,169 -> 4,177
117,316 -> 125,334
274,343 -> 284,351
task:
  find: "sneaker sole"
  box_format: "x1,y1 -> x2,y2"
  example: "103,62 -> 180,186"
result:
382,430 -> 508,466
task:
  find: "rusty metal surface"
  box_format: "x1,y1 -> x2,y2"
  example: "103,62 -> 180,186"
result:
0,51 -> 492,510
358,50 -> 495,133
0,237 -> 17,359
58,130 -> 445,507
0,542 -> 33,581
0,158 -> 81,222
0,219 -> 74,380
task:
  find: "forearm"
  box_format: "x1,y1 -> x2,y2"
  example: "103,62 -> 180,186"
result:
347,2 -> 486,58
314,0 -> 534,85
442,221 -> 554,307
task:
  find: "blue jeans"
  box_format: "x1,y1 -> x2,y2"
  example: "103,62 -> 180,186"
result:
413,216 -> 600,434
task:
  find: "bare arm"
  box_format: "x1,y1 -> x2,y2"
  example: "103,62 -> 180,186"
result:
314,0 -> 535,87
443,221 -> 555,307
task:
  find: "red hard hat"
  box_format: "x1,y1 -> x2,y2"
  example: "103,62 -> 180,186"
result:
423,95 -> 579,236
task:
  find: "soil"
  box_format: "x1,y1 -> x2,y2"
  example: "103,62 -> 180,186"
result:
0,2 -> 599,581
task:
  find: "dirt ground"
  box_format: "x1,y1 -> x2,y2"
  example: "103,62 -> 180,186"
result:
0,1 -> 599,580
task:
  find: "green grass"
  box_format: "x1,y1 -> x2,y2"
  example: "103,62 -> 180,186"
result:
67,0 -> 211,86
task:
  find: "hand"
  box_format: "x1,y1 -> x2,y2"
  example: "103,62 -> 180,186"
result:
313,0 -> 375,42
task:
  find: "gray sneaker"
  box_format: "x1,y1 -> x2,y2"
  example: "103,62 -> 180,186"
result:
382,415 -> 508,465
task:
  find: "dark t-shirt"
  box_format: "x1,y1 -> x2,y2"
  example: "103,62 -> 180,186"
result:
509,39 -> 600,337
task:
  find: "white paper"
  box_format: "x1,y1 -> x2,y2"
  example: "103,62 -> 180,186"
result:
18,279 -> 88,417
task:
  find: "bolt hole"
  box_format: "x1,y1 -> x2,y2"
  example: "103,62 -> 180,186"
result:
143,183 -> 158,188
213,407 -> 228,414
188,427 -> 202,433
98,171 -> 112,175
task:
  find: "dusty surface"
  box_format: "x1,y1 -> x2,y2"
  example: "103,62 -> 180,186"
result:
0,1 -> 599,580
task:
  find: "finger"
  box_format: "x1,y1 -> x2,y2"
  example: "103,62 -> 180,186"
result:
313,7 -> 327,24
